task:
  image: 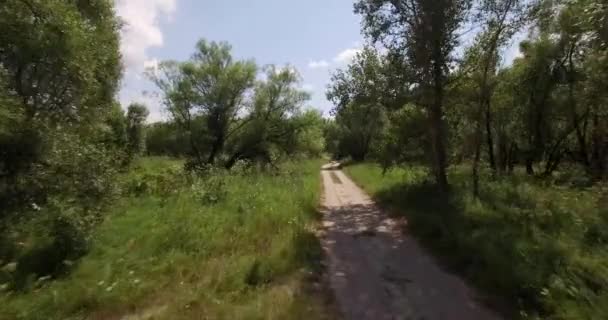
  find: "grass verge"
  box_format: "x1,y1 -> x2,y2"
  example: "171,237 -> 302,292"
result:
0,157 -> 333,320
344,163 -> 608,320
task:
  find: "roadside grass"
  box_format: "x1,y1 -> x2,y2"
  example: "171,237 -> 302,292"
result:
344,163 -> 608,320
0,157 -> 332,320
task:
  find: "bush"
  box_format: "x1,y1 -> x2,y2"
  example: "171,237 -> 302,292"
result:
0,129 -> 122,291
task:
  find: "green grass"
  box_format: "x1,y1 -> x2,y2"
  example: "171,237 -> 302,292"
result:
344,163 -> 608,320
0,157 -> 332,320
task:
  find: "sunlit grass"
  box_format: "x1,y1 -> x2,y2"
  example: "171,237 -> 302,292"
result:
0,158 -> 331,320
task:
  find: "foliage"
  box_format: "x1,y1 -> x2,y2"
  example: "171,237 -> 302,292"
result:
293,109 -> 326,157
0,0 -> 123,292
353,0 -> 473,190
126,103 -> 150,160
329,0 -> 607,185
346,163 -> 608,319
0,0 -> 121,122
0,158 -> 333,320
145,120 -> 193,157
325,48 -> 405,161
150,40 -> 321,169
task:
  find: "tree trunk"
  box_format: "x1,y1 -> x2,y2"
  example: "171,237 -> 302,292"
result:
590,112 -> 607,180
507,143 -> 516,174
225,151 -> 243,170
207,132 -> 224,165
430,64 -> 449,192
472,133 -> 482,198
526,156 -> 534,175
472,90 -> 485,198
485,101 -> 496,173
496,131 -> 509,174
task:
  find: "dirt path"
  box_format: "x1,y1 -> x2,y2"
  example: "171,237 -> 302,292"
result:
319,163 -> 501,320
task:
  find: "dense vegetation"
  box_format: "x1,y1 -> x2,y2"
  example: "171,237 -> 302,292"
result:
1,0 -> 125,291
327,0 -> 607,318
1,158 -> 331,319
328,0 -> 607,187
0,1 -> 329,319
145,41 -> 326,166
1,0 -> 606,318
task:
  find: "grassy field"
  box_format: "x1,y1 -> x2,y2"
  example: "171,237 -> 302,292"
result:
344,163 -> 608,320
0,157 -> 332,320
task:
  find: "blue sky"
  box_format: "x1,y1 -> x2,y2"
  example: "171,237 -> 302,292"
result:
116,0 -> 364,122
116,0 -> 524,122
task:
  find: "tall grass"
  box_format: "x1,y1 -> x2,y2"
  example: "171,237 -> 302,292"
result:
345,163 -> 608,320
0,157 -> 331,320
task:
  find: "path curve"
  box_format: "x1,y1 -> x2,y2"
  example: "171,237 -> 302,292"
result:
320,163 -> 501,320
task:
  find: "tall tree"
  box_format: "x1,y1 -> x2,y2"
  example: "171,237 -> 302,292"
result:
223,66 -> 310,168
326,48 -> 394,161
152,40 -> 315,169
355,0 -> 472,191
185,40 -> 257,165
468,0 -> 527,196
152,41 -> 257,167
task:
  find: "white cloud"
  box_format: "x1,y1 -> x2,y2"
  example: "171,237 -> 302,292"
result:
308,60 -> 329,69
333,47 -> 362,64
116,0 -> 176,122
116,0 -> 177,71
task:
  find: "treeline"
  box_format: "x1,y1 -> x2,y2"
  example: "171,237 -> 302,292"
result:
327,0 -> 607,192
0,0 -> 323,292
145,41 -> 325,168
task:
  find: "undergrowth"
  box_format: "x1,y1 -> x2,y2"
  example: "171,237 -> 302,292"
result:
0,157 -> 330,320
345,163 -> 608,320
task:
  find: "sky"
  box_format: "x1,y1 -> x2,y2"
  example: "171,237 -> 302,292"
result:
116,0 -> 364,122
115,0 -> 524,123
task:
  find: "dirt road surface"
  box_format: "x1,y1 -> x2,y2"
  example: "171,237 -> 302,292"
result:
319,163 -> 501,320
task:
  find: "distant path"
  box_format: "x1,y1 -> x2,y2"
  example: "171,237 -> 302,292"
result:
319,163 -> 501,320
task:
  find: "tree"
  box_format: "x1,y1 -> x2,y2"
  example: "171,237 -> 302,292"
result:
466,0 -> 527,196
223,66 -> 311,168
0,0 -> 121,122
326,48 -> 403,161
152,40 -> 315,169
104,102 -> 127,150
152,40 -> 257,167
184,40 -> 257,165
293,109 -> 326,157
0,0 -> 123,286
355,0 -> 472,191
0,0 -> 122,215
126,103 -> 149,159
